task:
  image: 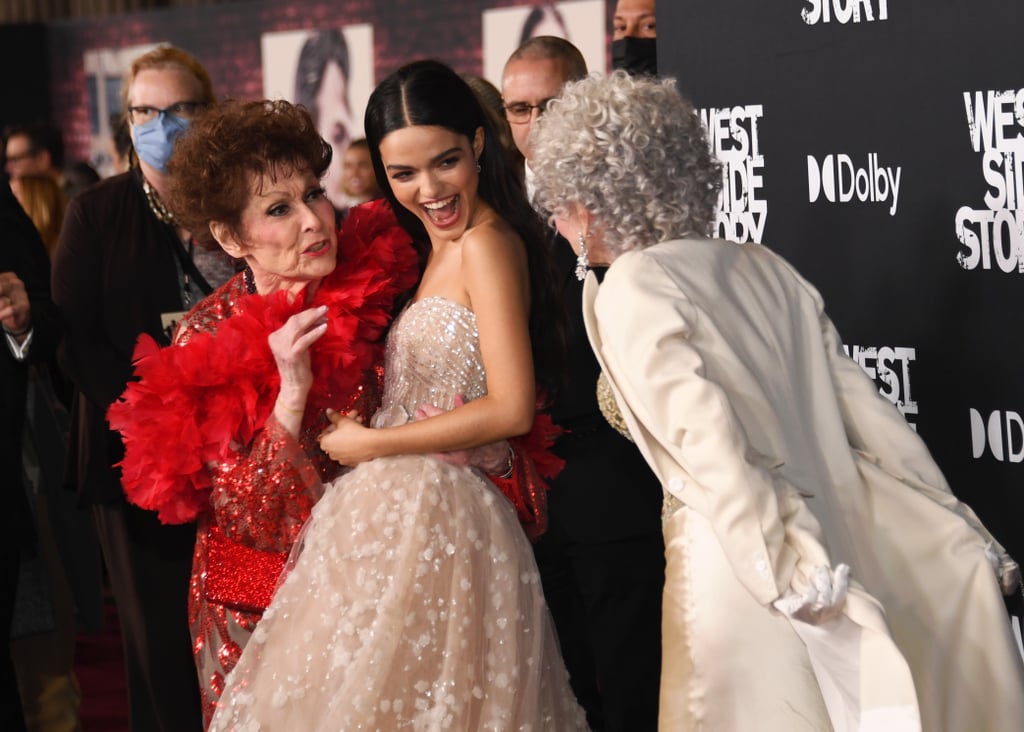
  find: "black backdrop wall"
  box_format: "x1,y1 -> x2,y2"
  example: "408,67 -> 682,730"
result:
663,0 -> 1024,559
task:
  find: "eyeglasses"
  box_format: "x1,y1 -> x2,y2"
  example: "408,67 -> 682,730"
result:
503,98 -> 555,124
127,101 -> 208,125
4,150 -> 39,164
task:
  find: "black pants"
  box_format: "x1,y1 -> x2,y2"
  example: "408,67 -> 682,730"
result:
93,501 -> 201,732
1,549 -> 27,732
533,524 -> 665,732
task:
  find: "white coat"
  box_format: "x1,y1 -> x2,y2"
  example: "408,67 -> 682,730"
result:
582,236 -> 1024,731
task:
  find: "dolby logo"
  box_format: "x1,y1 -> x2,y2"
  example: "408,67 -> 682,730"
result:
970,408 -> 1024,462
807,153 -> 902,215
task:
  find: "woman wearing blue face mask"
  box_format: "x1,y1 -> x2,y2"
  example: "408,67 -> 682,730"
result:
51,45 -> 233,732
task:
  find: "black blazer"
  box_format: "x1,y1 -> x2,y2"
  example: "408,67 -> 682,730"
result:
546,240 -> 663,544
52,170 -> 185,505
0,181 -> 61,552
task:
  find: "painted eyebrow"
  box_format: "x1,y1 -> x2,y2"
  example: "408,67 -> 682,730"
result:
385,146 -> 463,171
254,187 -> 294,199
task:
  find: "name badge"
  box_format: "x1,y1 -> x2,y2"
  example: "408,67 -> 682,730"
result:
160,310 -> 188,343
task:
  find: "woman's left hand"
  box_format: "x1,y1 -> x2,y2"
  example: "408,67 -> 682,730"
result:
319,409 -> 378,465
0,272 -> 31,336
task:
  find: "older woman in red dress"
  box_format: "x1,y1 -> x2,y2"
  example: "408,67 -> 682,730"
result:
108,100 -> 553,726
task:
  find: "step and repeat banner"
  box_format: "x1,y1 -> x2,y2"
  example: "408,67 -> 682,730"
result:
663,0 -> 1024,558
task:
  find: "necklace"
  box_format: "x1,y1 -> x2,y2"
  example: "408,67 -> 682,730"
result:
243,266 -> 257,294
142,177 -> 178,225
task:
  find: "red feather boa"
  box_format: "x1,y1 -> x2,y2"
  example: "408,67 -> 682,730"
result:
108,200 -> 420,524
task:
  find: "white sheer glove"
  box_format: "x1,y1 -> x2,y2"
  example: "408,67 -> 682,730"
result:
773,563 -> 850,625
986,542 -> 1021,597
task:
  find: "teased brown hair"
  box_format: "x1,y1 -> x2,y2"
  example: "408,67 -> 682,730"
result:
166,98 -> 332,246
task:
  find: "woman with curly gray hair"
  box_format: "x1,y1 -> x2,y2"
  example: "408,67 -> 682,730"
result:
531,70 -> 1024,731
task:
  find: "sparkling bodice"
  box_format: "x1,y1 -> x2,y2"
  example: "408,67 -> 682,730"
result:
371,296 -> 486,429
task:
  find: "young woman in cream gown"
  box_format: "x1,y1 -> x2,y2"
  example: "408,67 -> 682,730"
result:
210,61 -> 587,731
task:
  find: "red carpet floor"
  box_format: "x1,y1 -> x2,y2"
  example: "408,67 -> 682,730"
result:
74,601 -> 129,732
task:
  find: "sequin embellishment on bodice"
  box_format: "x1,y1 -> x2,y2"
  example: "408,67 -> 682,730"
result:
373,296 -> 486,429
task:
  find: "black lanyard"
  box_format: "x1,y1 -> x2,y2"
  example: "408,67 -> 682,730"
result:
162,225 -> 213,308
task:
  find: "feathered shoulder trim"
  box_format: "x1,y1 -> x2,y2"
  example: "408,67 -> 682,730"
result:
108,200 -> 419,524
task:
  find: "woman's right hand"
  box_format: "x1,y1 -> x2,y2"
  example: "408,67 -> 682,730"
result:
268,305 -> 329,430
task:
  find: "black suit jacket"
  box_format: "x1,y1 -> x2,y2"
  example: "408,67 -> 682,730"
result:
52,170 -> 185,505
546,239 -> 663,543
0,181 -> 61,552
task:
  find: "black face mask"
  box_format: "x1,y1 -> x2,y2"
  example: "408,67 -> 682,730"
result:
611,36 -> 658,76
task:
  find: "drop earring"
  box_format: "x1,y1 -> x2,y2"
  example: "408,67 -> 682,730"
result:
575,231 -> 589,281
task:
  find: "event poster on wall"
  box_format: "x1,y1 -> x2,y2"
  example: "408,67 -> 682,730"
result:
261,25 -> 374,210
481,0 -> 606,87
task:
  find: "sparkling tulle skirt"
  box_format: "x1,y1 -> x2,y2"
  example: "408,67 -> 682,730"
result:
210,454 -> 588,731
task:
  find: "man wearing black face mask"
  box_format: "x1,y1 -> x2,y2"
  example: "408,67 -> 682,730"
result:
611,0 -> 658,76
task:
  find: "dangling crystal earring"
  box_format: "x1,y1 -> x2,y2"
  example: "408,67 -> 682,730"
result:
575,231 -> 589,281
476,162 -> 482,173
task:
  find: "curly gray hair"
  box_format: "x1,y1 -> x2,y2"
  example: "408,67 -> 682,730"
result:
530,70 -> 722,255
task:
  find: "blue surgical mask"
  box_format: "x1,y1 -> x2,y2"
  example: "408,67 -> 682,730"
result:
132,113 -> 191,173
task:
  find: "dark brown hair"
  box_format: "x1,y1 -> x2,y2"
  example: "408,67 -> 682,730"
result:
167,99 -> 332,246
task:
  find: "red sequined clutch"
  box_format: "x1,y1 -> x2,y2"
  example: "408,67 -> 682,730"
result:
204,525 -> 287,614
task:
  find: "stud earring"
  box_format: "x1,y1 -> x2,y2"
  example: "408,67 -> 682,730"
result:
575,231 -> 589,281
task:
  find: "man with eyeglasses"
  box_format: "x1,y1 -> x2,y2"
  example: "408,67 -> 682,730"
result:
501,36 -> 665,732
52,45 -> 228,732
501,36 -> 587,167
3,121 -> 64,183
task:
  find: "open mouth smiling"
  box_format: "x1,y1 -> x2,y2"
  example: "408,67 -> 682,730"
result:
422,195 -> 460,226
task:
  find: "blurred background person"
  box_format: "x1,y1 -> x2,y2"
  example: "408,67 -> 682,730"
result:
502,37 -> 665,731
107,112 -> 133,175
10,175 -> 66,258
1,179 -> 62,732
8,140 -> 104,732
334,138 -> 381,218
52,44 -> 227,732
4,121 -> 65,187
611,0 -> 657,75
294,28 -> 353,213
531,69 -> 1024,732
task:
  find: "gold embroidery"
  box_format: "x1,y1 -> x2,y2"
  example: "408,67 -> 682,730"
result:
596,371 -> 633,442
